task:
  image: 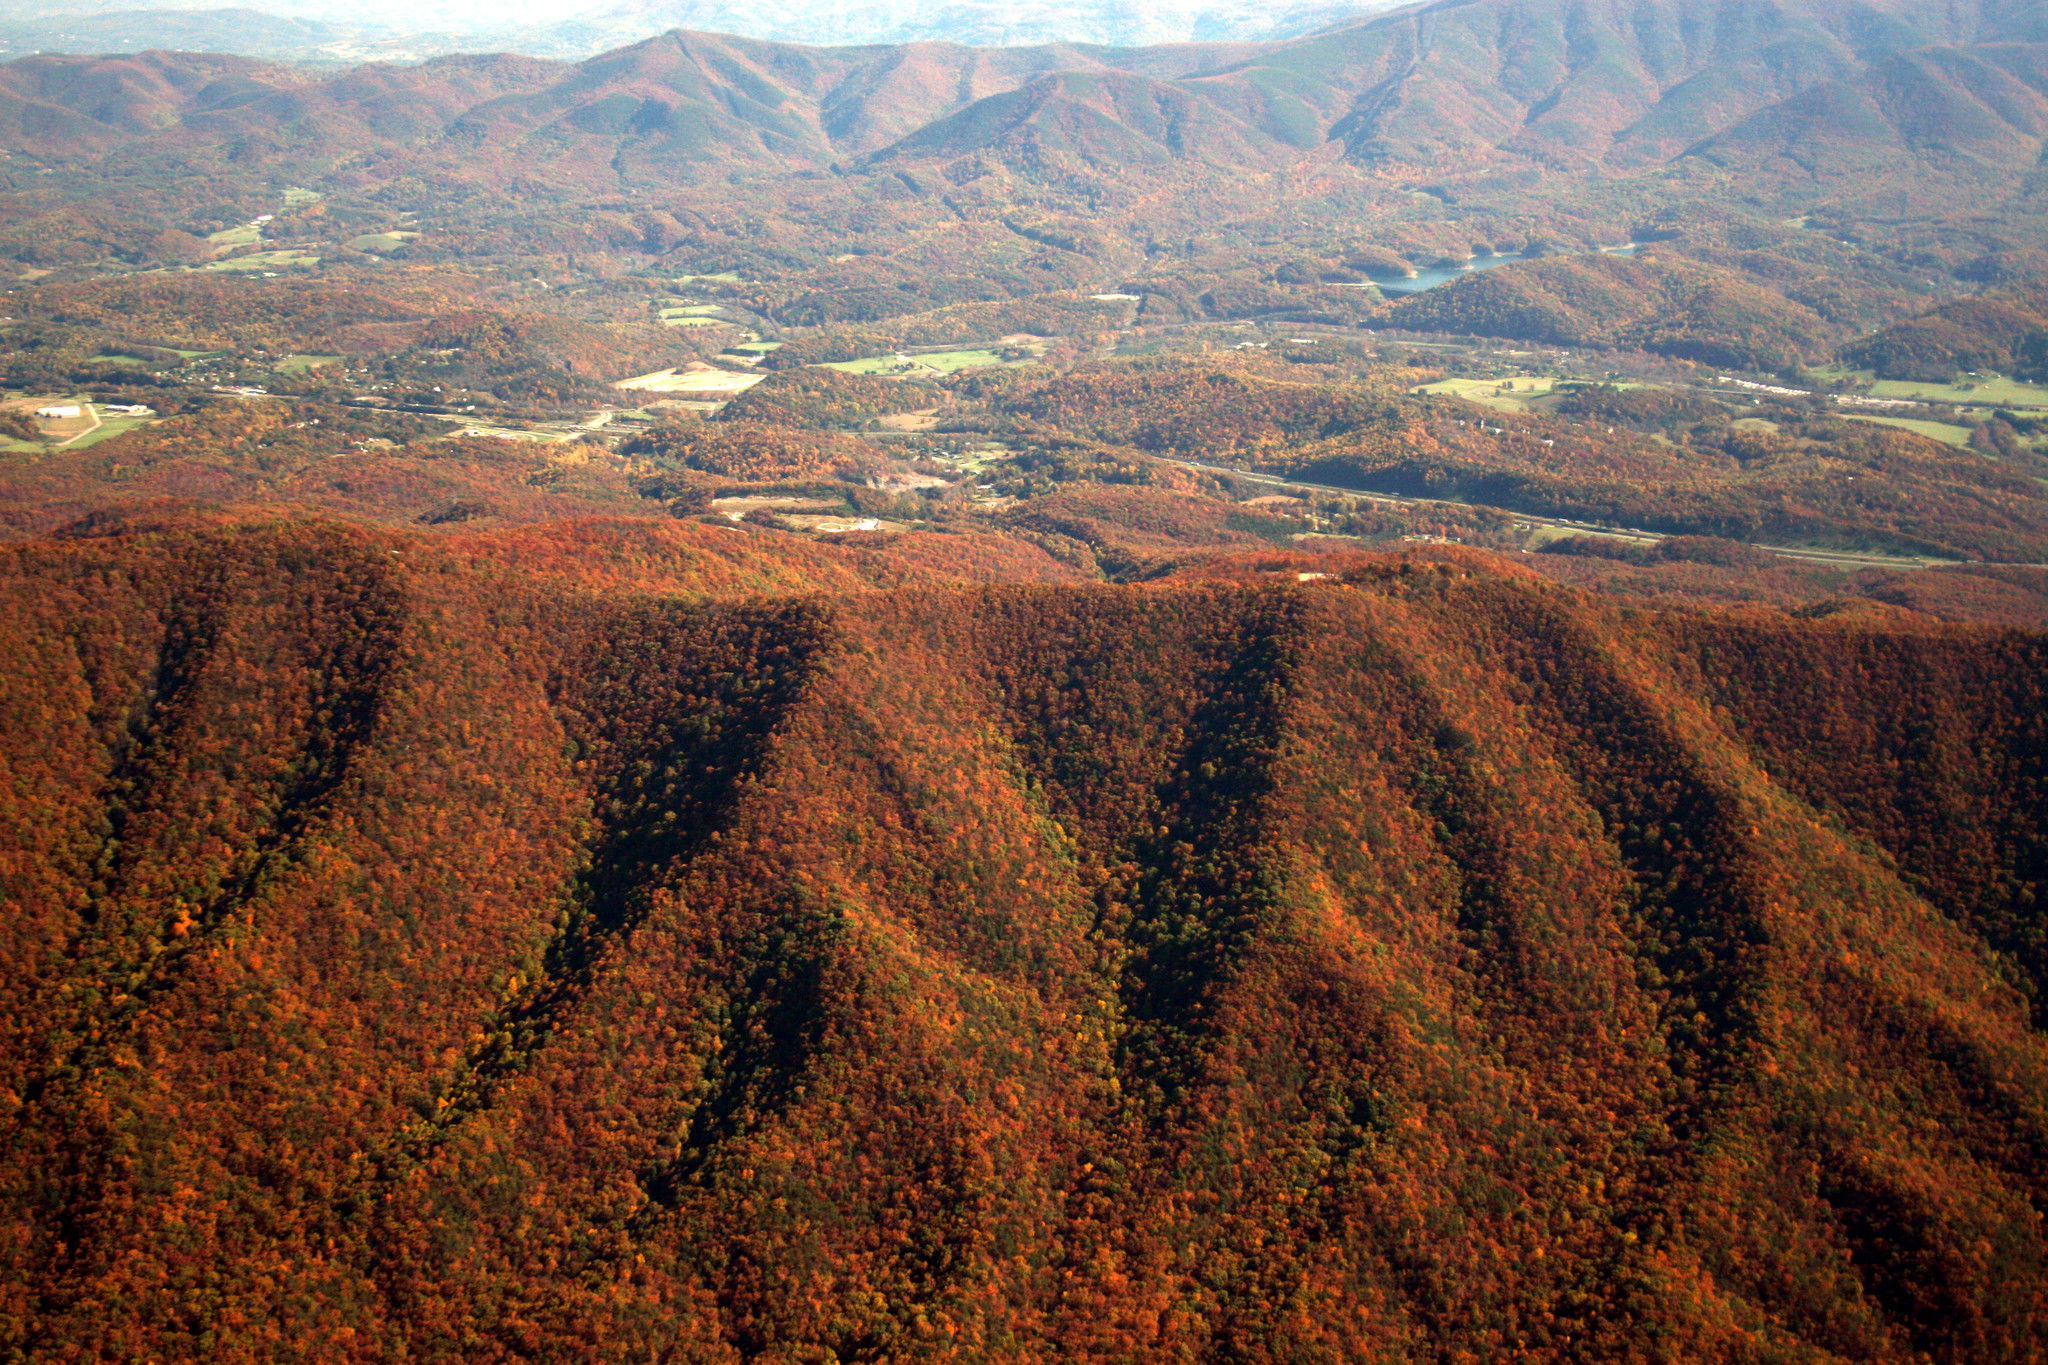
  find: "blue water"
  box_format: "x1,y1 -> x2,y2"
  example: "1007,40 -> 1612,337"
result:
1369,244 -> 1641,297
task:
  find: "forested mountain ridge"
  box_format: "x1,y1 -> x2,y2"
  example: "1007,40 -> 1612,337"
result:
0,520 -> 2045,1361
7,1 -> 2048,1351
6,0 -> 2048,195
0,519 -> 2039,1358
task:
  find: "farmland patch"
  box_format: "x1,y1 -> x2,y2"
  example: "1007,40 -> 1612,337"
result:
1842,414 -> 1975,447
346,231 -> 417,253
614,364 -> 767,395
1869,375 -> 2048,409
824,349 -> 1005,376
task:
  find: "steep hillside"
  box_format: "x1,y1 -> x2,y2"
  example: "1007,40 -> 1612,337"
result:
1689,41 -> 2048,200
0,525 -> 2044,1361
870,68 -> 1299,170
1844,280 -> 2048,380
1382,251 -> 1840,368
1204,0 -> 2048,173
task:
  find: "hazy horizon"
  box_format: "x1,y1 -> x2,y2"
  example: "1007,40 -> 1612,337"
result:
0,0 -> 1404,63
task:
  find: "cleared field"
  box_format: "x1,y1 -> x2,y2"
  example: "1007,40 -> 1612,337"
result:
199,251 -> 321,273
207,224 -> 262,247
711,496 -> 844,521
1413,375 -> 1561,411
613,365 -> 766,396
824,349 -> 1004,376
449,425 -> 572,443
277,354 -> 343,374
121,346 -> 222,360
672,272 -> 742,284
282,187 -> 324,207
65,412 -> 154,449
908,349 -> 1005,373
1528,524 -> 1658,549
345,231 -> 416,252
86,354 -> 151,369
824,355 -> 924,375
1844,414 -> 1975,447
1868,375 -> 2048,408
730,341 -> 784,354
659,317 -> 724,327
782,513 -> 894,533
26,400 -> 99,445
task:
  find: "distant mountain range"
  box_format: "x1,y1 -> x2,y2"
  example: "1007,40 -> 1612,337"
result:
0,0 -> 1397,65
4,0 -> 2046,212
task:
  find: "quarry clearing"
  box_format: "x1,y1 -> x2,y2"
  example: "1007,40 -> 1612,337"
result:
613,364 -> 766,396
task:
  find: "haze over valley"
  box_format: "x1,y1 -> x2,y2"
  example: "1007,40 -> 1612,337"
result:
0,0 -> 1401,63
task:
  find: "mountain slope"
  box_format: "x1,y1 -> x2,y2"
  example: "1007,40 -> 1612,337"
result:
10,0 -> 2048,200
869,67 -> 1298,170
1843,280 -> 2048,380
1210,0 -> 2048,172
1381,250 -> 1840,367
1689,42 -> 2048,197
0,524 -> 2044,1360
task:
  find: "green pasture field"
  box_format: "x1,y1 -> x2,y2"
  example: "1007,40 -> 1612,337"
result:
1869,376 -> 2048,408
661,304 -> 725,316
86,354 -> 150,369
660,317 -> 723,327
65,412 -> 153,449
1412,375 -> 1563,411
672,272 -> 742,284
346,231 -> 416,252
283,188 -> 324,207
199,252 -> 321,273
730,340 -> 783,353
208,224 -> 262,247
1843,414 -> 1974,447
276,354 -> 343,374
1527,524 -> 1659,549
